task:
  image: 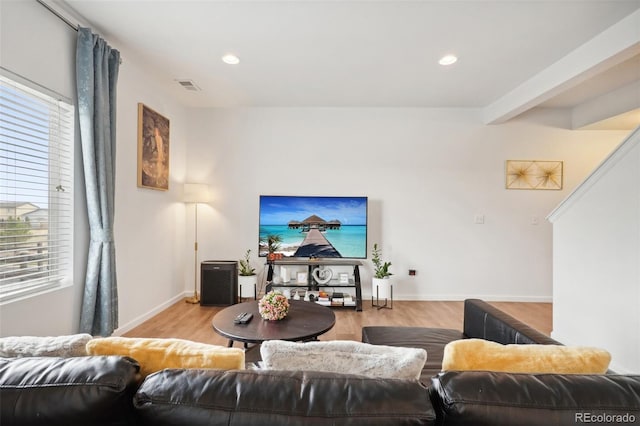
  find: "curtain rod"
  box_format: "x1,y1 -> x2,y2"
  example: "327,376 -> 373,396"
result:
36,0 -> 78,32
36,0 -> 123,64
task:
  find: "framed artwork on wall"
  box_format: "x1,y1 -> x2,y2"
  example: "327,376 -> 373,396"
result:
506,160 -> 563,190
137,103 -> 170,190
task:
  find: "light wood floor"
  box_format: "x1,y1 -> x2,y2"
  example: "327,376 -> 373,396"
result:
123,299 -> 552,348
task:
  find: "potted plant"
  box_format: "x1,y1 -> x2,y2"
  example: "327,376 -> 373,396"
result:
238,249 -> 257,299
371,243 -> 392,302
261,234 -> 282,261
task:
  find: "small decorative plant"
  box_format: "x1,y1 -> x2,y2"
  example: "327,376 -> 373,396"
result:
261,234 -> 283,260
258,290 -> 290,320
239,249 -> 256,276
372,243 -> 392,279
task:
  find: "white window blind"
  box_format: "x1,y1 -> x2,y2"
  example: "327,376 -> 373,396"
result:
0,73 -> 74,303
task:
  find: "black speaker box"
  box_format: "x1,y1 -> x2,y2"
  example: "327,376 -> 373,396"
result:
200,260 -> 238,306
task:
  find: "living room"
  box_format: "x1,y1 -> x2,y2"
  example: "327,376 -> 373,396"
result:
1,0 -> 638,381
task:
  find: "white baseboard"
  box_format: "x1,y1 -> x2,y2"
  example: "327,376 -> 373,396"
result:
112,291 -> 190,336
467,295 -> 553,303
368,293 -> 553,303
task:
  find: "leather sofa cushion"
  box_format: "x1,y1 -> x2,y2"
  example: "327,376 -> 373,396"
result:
0,356 -> 140,426
463,299 -> 560,345
431,371 -> 640,426
361,326 -> 463,382
135,368 -> 437,426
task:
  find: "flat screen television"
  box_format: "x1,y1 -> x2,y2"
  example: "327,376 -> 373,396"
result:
259,195 -> 368,259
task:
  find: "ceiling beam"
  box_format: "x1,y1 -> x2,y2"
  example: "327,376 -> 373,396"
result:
571,80 -> 640,130
483,9 -> 640,125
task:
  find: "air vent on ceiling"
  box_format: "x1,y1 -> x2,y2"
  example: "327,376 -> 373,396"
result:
175,79 -> 201,91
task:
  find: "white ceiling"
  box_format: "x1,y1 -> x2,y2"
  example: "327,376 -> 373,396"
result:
62,0 -> 640,125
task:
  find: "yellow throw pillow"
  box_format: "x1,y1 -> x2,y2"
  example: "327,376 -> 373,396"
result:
86,337 -> 245,378
442,339 -> 610,374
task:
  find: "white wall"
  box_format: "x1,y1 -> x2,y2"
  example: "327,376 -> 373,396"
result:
186,107 -> 626,302
1,1 -> 632,339
548,128 -> 639,373
0,0 -> 85,335
112,57 -> 188,335
0,0 -> 188,336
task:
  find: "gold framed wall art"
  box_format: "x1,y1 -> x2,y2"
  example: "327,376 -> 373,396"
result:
137,103 -> 170,190
506,160 -> 563,190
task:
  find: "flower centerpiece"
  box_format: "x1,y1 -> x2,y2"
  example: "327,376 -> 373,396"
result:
258,290 -> 290,321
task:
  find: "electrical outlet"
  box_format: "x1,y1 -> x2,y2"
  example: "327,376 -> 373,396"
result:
474,215 -> 485,224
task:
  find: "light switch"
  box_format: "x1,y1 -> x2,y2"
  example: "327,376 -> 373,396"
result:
474,215 -> 485,224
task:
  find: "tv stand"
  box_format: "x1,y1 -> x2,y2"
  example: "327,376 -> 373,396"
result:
266,258 -> 362,311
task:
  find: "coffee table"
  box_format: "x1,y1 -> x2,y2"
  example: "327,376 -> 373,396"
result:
212,300 -> 336,348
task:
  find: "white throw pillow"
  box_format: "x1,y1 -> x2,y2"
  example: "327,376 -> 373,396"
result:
0,334 -> 93,357
260,340 -> 427,380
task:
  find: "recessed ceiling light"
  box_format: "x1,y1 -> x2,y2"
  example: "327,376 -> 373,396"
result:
222,54 -> 240,65
439,55 -> 458,66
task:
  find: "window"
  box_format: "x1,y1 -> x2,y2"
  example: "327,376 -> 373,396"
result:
0,73 -> 74,303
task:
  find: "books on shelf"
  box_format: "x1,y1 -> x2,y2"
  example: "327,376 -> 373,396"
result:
309,293 -> 355,307
316,296 -> 331,306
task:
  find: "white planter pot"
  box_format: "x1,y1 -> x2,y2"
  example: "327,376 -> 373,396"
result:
238,275 -> 257,298
372,277 -> 391,299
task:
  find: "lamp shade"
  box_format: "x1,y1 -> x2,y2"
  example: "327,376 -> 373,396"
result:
183,183 -> 210,203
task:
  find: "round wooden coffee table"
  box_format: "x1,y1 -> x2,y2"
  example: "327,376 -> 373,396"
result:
212,300 -> 336,348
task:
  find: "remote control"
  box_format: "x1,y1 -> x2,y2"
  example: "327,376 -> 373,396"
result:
233,312 -> 248,324
239,313 -> 253,324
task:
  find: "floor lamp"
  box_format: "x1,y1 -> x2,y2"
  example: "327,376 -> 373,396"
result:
184,183 -> 210,304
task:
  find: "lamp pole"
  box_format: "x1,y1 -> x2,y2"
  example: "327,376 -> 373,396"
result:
186,202 -> 200,304
184,183 -> 210,304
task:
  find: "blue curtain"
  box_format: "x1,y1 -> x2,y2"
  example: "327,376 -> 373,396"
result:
76,27 -> 120,336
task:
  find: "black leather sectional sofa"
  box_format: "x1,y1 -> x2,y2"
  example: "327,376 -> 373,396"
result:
1,299 -> 639,425
363,299 -> 640,425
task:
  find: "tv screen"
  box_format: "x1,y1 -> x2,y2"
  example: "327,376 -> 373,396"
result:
259,195 -> 368,259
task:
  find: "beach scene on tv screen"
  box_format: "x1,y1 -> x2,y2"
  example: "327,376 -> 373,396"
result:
259,196 -> 367,258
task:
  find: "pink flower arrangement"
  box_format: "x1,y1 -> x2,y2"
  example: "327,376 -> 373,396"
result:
258,290 -> 290,321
